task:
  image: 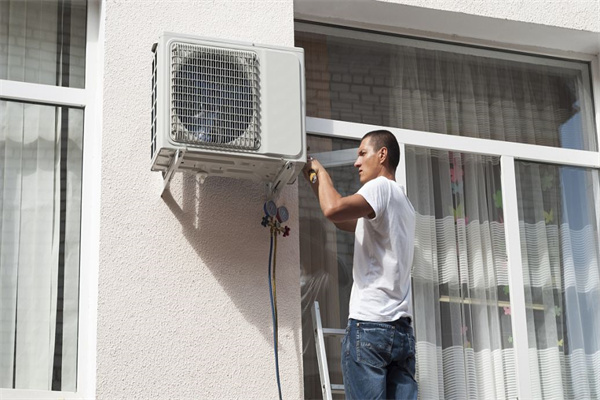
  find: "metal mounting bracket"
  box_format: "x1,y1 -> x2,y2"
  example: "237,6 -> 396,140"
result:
161,149 -> 185,196
266,161 -> 297,201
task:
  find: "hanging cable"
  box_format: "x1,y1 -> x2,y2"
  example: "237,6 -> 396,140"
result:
273,231 -> 278,329
268,229 -> 283,400
262,200 -> 289,400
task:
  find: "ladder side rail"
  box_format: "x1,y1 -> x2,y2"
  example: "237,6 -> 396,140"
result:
312,301 -> 334,400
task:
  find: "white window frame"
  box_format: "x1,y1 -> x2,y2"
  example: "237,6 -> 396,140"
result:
0,0 -> 103,398
298,21 -> 600,400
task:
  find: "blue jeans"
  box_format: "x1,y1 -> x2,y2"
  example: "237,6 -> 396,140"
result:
341,318 -> 417,400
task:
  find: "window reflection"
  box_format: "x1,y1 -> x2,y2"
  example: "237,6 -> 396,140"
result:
516,162 -> 600,399
296,28 -> 597,151
300,135 -> 359,399
0,0 -> 87,88
0,101 -> 83,391
405,147 -> 515,399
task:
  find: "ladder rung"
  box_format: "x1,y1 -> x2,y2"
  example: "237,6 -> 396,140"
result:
331,384 -> 345,394
322,328 -> 345,336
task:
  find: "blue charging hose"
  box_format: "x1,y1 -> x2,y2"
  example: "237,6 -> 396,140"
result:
268,232 -> 283,400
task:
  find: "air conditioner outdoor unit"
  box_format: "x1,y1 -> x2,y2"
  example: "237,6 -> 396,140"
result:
151,32 -> 306,196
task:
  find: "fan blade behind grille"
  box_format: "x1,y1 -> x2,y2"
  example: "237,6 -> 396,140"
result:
171,43 -> 260,151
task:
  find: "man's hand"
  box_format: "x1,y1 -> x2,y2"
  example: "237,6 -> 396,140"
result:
301,155 -> 372,233
302,156 -> 323,183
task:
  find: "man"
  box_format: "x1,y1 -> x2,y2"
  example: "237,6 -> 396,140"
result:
302,130 -> 417,400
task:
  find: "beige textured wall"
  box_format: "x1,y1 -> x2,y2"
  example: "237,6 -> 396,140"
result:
97,1 -> 302,399
295,0 -> 600,54
379,0 -> 600,32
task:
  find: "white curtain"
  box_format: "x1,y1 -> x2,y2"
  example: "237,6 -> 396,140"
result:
391,45 -> 599,399
0,0 -> 58,84
388,46 -> 596,151
405,148 -> 515,400
516,162 -> 600,399
1,101 -> 54,388
1,0 -> 86,391
0,0 -> 86,88
0,101 -> 83,391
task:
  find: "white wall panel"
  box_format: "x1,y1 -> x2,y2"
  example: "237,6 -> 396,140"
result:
97,1 -> 301,399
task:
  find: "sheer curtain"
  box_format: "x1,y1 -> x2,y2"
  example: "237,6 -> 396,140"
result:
405,148 -> 514,399
0,0 -> 87,87
389,46 -> 596,150
391,48 -> 596,399
516,162 -> 600,398
296,29 -> 596,152
0,0 -> 86,391
1,101 -> 60,388
0,101 -> 83,391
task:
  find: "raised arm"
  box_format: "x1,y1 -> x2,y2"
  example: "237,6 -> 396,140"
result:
302,158 -> 374,232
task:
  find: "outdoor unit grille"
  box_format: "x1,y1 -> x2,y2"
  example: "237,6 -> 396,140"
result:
170,43 -> 261,151
151,33 -> 306,196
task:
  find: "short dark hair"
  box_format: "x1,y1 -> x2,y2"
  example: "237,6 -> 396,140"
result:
362,130 -> 400,171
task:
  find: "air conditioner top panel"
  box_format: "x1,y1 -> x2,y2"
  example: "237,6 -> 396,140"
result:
160,32 -> 305,56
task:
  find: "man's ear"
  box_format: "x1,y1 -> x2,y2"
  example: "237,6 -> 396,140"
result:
379,147 -> 388,165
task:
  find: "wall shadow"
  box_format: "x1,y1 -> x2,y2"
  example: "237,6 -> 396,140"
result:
162,172 -> 302,351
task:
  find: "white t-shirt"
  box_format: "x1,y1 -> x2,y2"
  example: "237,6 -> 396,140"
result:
349,176 -> 416,322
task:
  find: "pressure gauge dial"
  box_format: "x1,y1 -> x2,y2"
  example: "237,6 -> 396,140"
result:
264,200 -> 277,217
276,206 -> 289,223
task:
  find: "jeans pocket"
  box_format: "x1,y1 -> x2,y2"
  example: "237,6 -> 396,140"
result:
355,322 -> 394,368
408,332 -> 416,357
405,333 -> 417,382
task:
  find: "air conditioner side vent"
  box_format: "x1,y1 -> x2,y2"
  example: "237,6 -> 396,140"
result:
151,45 -> 158,160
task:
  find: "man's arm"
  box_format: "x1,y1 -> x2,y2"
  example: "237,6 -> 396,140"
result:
332,219 -> 358,233
302,159 -> 374,231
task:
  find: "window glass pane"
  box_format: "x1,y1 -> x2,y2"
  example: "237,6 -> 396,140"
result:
0,100 -> 83,391
405,147 -> 516,399
300,135 -> 360,399
0,0 -> 87,88
296,28 -> 597,151
516,162 -> 600,398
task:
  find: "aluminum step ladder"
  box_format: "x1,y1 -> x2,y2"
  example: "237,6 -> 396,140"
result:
311,301 -> 346,399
